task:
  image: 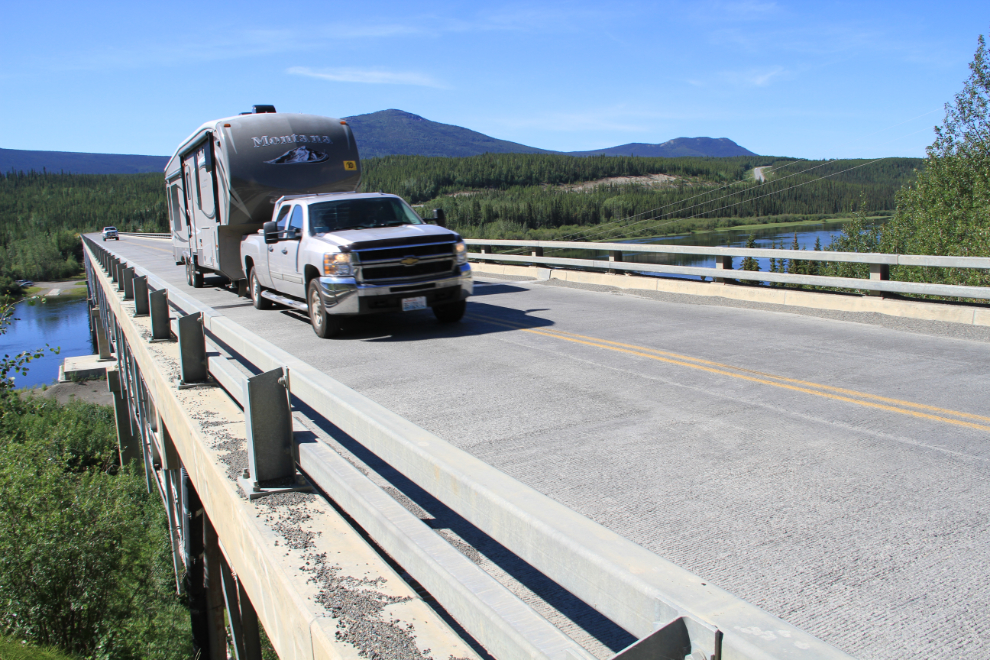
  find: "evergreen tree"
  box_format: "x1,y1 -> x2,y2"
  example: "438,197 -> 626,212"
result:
741,234 -> 759,271
877,27 -> 990,289
787,232 -> 800,274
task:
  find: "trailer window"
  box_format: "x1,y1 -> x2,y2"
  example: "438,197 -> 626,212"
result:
308,198 -> 423,234
195,146 -> 216,220
169,185 -> 183,232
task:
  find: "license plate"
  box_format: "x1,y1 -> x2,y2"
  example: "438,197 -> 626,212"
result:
401,296 -> 427,312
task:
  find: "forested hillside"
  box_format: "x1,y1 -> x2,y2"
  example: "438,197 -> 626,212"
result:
0,171 -> 165,281
361,154 -> 922,239
0,148 -> 169,175
0,154 -> 922,281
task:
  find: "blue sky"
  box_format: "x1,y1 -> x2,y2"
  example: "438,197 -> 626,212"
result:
1,1 -> 986,159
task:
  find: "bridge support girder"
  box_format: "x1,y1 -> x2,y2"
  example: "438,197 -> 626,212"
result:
108,369 -> 141,466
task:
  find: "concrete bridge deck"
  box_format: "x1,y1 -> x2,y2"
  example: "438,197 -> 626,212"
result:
99,235 -> 990,660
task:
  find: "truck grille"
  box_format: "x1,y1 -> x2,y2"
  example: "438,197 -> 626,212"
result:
353,240 -> 457,285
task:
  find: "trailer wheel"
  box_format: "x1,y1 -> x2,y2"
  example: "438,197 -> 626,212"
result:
433,300 -> 466,323
250,270 -> 272,310
185,260 -> 194,286
308,280 -> 342,338
192,269 -> 203,288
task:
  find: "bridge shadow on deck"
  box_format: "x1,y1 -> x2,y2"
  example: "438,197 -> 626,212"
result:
292,401 -> 637,656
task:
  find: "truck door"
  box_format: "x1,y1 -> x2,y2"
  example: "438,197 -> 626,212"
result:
269,205 -> 305,298
185,141 -> 219,270
262,205 -> 291,290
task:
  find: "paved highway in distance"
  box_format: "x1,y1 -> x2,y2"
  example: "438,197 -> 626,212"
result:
102,235 -> 990,660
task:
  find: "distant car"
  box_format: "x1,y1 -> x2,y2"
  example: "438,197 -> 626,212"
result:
15,280 -> 33,288
102,226 -> 119,241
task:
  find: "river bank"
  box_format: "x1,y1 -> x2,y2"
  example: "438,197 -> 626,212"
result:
1,296 -> 96,390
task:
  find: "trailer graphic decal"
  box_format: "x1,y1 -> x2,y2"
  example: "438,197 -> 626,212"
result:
264,146 -> 330,165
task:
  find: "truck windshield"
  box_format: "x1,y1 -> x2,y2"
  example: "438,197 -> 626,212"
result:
308,198 -> 423,234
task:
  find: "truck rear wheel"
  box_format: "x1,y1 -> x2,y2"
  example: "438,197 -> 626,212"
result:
433,300 -> 466,323
308,280 -> 342,338
250,270 -> 272,310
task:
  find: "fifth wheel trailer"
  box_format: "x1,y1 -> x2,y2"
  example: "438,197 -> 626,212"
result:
165,105 -> 361,287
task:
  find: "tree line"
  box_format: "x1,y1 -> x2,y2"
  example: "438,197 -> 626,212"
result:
360,154 -> 921,239
0,171 -> 166,282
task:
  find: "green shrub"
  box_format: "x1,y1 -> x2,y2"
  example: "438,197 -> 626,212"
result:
0,395 -> 191,660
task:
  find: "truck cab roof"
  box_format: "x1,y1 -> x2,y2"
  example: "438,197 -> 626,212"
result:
273,192 -> 402,206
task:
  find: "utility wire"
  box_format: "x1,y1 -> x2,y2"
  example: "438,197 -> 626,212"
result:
496,158 -> 804,254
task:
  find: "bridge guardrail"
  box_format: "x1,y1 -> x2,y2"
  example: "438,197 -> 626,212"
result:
83,234 -> 855,660
466,239 -> 990,300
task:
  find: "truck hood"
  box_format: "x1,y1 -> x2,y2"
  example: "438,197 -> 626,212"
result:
313,224 -> 459,250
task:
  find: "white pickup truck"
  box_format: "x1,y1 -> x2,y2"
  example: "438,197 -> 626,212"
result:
240,192 -> 472,337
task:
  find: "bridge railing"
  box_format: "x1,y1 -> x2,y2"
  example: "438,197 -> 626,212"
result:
466,239 -> 990,300
84,234 -> 855,660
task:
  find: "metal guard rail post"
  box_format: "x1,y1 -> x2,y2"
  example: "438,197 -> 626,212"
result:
465,239 -> 990,300
83,234 -> 855,660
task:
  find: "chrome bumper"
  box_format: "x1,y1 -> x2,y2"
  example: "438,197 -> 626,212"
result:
317,264 -> 473,315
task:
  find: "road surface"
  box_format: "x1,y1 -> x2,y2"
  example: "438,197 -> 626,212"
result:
99,235 -> 990,660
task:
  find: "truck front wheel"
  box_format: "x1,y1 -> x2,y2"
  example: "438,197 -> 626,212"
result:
308,280 -> 342,338
433,300 -> 466,323
250,270 -> 272,310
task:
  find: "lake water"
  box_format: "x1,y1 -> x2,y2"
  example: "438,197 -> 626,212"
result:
1,297 -> 96,390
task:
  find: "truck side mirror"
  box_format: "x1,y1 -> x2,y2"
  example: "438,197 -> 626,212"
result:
263,220 -> 279,244
433,209 -> 446,228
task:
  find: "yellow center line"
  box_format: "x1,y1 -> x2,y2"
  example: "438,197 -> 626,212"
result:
548,329 -> 990,425
466,313 -> 990,433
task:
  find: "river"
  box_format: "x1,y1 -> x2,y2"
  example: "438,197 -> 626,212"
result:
2,297 -> 96,390
618,220 -> 856,274
544,220 -> 860,276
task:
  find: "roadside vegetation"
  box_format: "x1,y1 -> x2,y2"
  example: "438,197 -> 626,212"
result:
823,28 -> 990,290
0,301 -> 191,660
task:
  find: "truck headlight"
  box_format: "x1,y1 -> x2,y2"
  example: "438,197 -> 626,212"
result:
324,252 -> 353,276
454,241 -> 468,265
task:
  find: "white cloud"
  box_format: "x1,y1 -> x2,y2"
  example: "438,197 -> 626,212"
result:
746,66 -> 786,86
288,66 -> 446,89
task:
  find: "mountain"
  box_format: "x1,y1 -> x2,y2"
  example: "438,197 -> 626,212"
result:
0,148 -> 168,175
345,110 -> 757,159
1,112 -> 758,174
567,138 -> 756,158
344,109 -> 551,158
